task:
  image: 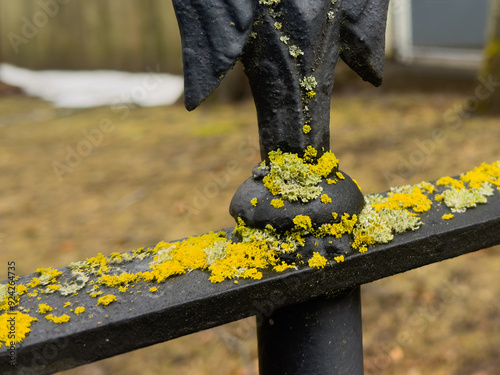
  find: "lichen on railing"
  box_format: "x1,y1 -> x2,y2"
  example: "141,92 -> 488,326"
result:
0,159 -> 499,349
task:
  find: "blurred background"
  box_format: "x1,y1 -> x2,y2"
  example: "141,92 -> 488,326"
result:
0,0 -> 499,374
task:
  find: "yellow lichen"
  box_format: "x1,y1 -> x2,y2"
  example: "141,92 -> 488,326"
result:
303,125 -> 311,134
436,176 -> 465,190
271,198 -> 285,208
442,214 -> 454,220
38,303 -> 53,314
293,215 -> 313,232
97,295 -> 117,306
353,179 -> 361,191
320,194 -> 332,204
149,287 -> 158,293
251,198 -> 258,207
308,252 -> 328,268
45,314 -> 70,324
273,262 -> 295,272
0,311 -> 38,347
98,272 -> 138,287
74,306 -> 85,316
334,255 -> 345,263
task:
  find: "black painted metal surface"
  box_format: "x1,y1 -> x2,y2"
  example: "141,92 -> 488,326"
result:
258,288 -> 363,375
1,188 -> 499,374
173,0 -> 390,157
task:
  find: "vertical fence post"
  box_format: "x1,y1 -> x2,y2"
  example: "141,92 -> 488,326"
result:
257,287 -> 363,375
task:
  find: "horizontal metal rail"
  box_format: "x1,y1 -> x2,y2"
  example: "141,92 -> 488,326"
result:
1,189 -> 499,374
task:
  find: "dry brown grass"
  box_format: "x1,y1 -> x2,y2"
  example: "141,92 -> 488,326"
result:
0,89 -> 499,374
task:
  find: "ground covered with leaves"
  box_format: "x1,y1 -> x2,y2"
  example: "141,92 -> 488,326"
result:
0,83 -> 499,374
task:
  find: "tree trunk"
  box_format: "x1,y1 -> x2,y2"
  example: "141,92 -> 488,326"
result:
478,0 -> 500,114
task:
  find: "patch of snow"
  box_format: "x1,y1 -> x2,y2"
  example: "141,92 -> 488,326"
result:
0,63 -> 184,108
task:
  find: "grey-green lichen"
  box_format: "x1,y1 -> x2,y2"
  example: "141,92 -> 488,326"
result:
259,0 -> 281,6
289,45 -> 304,58
440,187 -> 488,213
300,76 -> 318,91
353,194 -> 422,245
280,35 -> 290,44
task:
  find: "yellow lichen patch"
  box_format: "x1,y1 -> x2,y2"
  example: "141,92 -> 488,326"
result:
336,171 -> 345,180
326,178 -> 336,184
435,194 -> 444,202
141,261 -> 186,283
303,146 -> 318,160
97,295 -> 117,306
63,302 -> 71,308
74,306 -> 85,316
306,91 -> 316,98
293,215 -> 313,232
27,278 -> 41,288
310,152 -> 339,178
85,253 -> 111,275
436,176 -> 465,190
251,198 -> 258,207
90,291 -> 103,298
140,232 -> 225,283
273,262 -> 295,272
271,198 -> 285,208
308,252 -> 328,269
98,272 -> 138,288
418,181 -> 436,194
442,214 -> 454,220
317,213 -> 357,238
36,267 -> 63,285
334,255 -> 345,263
208,241 -> 278,283
149,287 -> 158,293
16,284 -> 28,296
460,162 -> 500,190
45,284 -> 60,292
303,125 -> 311,134
320,194 -> 332,204
353,179 -> 362,191
262,149 -> 339,202
45,314 -> 70,323
118,286 -> 128,293
0,311 -> 38,347
38,303 -> 53,314
372,186 -> 432,213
